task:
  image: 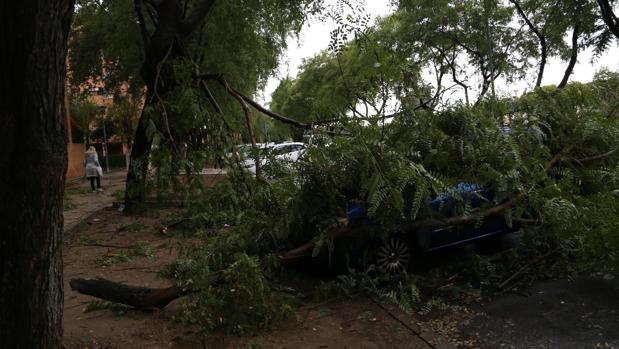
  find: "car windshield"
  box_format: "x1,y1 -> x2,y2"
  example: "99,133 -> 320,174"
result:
270,144 -> 303,156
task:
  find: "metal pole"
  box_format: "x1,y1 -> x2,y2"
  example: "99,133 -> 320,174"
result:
102,108 -> 110,173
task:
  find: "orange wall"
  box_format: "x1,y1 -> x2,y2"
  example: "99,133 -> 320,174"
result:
66,143 -> 85,179
65,85 -> 86,179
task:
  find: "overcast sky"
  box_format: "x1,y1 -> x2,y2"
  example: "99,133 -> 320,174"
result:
258,0 -> 619,105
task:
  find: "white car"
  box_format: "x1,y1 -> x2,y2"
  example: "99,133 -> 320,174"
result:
242,142 -> 306,174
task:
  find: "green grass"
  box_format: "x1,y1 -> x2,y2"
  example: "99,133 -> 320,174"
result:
118,221 -> 144,233
84,300 -> 134,317
95,250 -> 134,266
94,241 -> 156,266
131,241 -> 155,260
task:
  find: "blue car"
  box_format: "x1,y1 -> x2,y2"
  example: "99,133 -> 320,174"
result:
344,182 -> 520,275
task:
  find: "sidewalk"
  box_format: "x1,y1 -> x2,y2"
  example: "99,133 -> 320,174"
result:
63,170 -> 127,236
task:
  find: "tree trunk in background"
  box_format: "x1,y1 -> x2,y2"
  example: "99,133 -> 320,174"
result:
125,99 -> 152,211
0,0 -> 74,347
124,0 -> 184,212
124,0 -> 216,212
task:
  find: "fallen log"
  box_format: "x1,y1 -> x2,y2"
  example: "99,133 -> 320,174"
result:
70,272 -> 224,309
69,278 -> 185,309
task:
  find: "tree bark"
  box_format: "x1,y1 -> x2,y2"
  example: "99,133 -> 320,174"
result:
70,278 -> 186,309
124,0 -> 217,212
597,0 -> 619,40
0,1 -> 74,347
69,272 -> 225,309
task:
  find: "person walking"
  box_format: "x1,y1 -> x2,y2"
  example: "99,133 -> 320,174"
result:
84,146 -> 103,192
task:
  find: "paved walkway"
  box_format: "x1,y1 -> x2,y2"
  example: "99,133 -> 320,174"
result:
63,170 -> 127,235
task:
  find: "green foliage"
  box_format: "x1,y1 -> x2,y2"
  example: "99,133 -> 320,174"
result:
94,242 -> 156,266
172,70 -> 619,333
118,221 -> 144,233
131,241 -> 155,260
69,0 -> 143,94
95,250 -> 134,266
68,94 -> 99,144
108,94 -> 141,144
84,300 -> 134,317
182,252 -> 295,334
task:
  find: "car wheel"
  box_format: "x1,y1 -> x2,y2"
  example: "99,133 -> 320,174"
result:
374,237 -> 411,275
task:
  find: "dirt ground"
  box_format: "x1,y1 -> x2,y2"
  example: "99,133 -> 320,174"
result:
64,170 -> 127,233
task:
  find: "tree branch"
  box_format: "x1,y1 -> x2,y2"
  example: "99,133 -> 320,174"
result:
557,23 -> 580,89
597,0 -> 619,40
509,0 -> 547,87
575,148 -> 617,163
209,75 -> 260,175
197,74 -> 313,130
435,46 -> 470,105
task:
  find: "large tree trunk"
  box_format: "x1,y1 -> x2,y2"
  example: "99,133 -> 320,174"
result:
125,92 -> 153,212
124,0 -> 216,212
0,1 -> 74,348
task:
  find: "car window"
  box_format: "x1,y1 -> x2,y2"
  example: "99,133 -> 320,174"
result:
271,145 -> 292,156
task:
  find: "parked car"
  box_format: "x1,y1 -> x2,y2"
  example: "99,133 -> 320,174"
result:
226,143 -> 274,160
242,142 -> 306,174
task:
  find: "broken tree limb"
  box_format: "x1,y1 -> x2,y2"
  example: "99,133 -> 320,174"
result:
279,222 -> 354,263
196,74 -> 313,130
70,271 -> 225,309
69,277 -> 185,309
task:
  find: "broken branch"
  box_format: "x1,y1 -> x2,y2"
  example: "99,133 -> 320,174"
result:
70,272 -> 225,309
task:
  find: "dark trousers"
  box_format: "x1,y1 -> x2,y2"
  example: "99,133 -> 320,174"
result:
89,177 -> 101,190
